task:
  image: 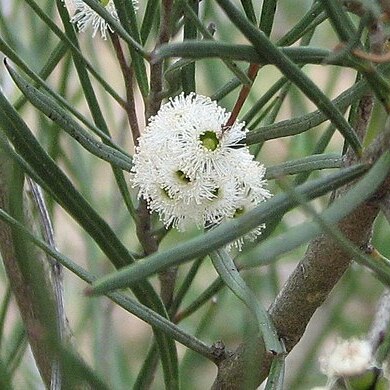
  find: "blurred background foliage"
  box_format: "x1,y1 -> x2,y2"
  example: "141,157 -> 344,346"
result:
0,0 -> 389,389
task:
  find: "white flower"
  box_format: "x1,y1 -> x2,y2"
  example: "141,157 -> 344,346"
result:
69,0 -> 137,40
131,93 -> 271,250
320,338 -> 373,378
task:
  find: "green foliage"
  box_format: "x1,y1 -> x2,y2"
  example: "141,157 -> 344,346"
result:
0,0 -> 390,389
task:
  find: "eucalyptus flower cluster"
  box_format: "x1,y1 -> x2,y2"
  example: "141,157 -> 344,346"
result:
131,93 -> 271,250
67,0 -> 138,40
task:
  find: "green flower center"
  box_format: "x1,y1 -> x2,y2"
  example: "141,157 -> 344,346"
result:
200,131 -> 219,151
176,170 -> 191,183
211,187 -> 220,198
234,207 -> 245,218
100,0 -> 110,6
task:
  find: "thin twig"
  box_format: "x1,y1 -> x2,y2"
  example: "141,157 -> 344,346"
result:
224,64 -> 259,129
137,0 -> 176,308
147,0 -> 173,118
110,33 -> 141,144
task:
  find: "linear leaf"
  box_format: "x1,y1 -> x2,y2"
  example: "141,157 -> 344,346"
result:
0,91 -> 179,381
216,0 -> 361,153
155,42 -> 353,66
0,207 -> 214,362
259,0 -> 277,37
322,0 -> 390,110
140,0 -> 159,44
0,37 -> 124,146
180,1 -> 251,84
265,154 -> 342,179
277,160 -> 390,285
277,1 -> 324,46
0,358 -> 12,390
113,0 -> 149,97
245,152 -> 390,269
89,163 -> 368,296
181,0 -> 198,93
210,249 -> 282,354
57,2 -> 138,221
22,0 -> 126,106
6,63 -> 133,171
246,78 -> 368,144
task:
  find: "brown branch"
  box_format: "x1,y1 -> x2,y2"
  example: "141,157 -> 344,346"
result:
0,155 -> 57,387
224,63 -> 259,129
146,0 -> 173,119
27,179 -> 69,389
137,0 -> 173,255
111,33 -> 141,144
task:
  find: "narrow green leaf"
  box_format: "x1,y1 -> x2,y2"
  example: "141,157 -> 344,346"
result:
113,0 -> 149,97
180,1 -> 251,85
179,299 -> 219,384
294,124 -> 337,185
57,344 -> 110,390
277,158 -> 390,285
322,0 -> 390,110
211,77 -> 242,101
277,1 -> 323,46
245,152 -> 390,269
0,42 -> 123,148
265,350 -> 286,390
210,249 -> 282,354
56,3 -> 110,136
240,0 -> 257,24
5,323 -> 27,376
169,257 -> 204,317
6,63 -> 133,171
259,0 -> 277,37
133,342 -> 158,390
0,90 -> 178,379
56,2 -> 138,221
176,278 -> 225,321
181,0 -> 198,93
246,78 -> 367,144
89,163 -> 368,296
322,0 -> 356,42
265,154 -> 342,179
0,286 -> 11,351
14,41 -> 68,111
155,42 -> 349,66
141,0 -> 159,44
243,77 -> 287,125
0,358 -> 12,390
22,0 -> 126,107
0,207 -> 215,363
216,0 -> 362,153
